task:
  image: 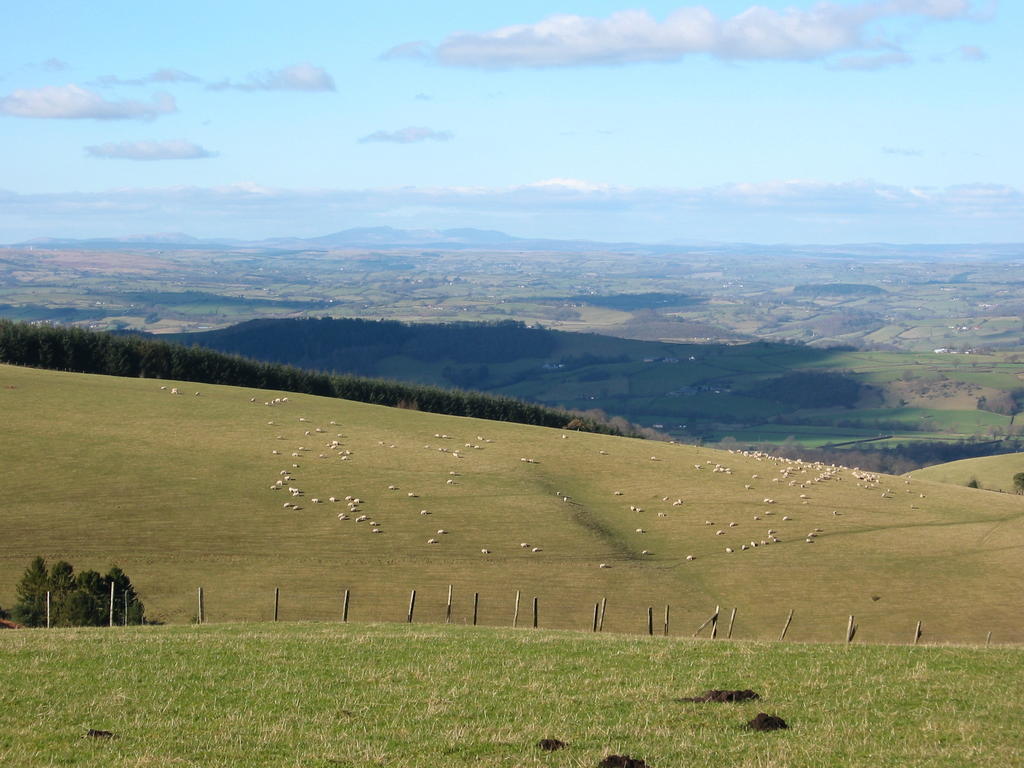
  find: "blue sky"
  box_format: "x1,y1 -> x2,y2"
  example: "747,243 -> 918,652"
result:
1,0 -> 1019,243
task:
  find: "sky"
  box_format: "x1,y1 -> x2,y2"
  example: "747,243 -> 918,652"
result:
0,0 -> 1020,244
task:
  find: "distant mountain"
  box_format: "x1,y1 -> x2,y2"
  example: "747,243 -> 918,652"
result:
11,228 -> 1023,259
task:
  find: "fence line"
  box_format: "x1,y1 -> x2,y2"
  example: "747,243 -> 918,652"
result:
61,585 -> 990,647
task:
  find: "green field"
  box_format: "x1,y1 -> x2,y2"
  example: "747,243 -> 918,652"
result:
2,622 -> 1022,768
915,453 -> 1024,493
3,364 -> 1024,644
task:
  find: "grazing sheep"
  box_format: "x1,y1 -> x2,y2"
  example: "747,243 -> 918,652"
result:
427,538 -> 438,544
337,513 -> 348,520
686,555 -> 695,561
481,549 -> 491,554
716,530 -> 726,536
725,547 -> 734,553
729,522 -> 738,527
641,550 -> 650,555
437,529 -> 447,535
532,547 -> 542,553
741,544 -> 748,551
635,528 -> 646,534
407,492 -> 418,498
520,542 -> 530,548
782,516 -> 792,521
599,563 -> 610,568
420,510 -> 431,515
614,490 -> 623,496
311,498 -> 321,504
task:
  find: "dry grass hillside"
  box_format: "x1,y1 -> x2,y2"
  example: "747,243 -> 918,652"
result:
2,363 -> 1022,643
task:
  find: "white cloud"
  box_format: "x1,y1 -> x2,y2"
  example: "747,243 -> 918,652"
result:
386,1 -> 982,69
0,84 -> 176,119
85,140 -> 217,161
882,146 -> 924,156
829,51 -> 913,69
96,69 -> 201,86
957,44 -> 987,60
208,63 -> 335,92
358,126 -> 453,144
39,58 -> 70,72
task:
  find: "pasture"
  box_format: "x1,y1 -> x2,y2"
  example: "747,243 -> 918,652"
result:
915,453 -> 1024,493
1,622 -> 1021,767
2,363 -> 1023,643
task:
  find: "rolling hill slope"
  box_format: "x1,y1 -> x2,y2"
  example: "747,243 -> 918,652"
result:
2,363 -> 1023,643
914,452 -> 1024,493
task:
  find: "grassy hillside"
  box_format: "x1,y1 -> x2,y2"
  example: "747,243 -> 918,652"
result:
915,452 -> 1024,493
2,623 -> 1022,768
2,363 -> 1024,643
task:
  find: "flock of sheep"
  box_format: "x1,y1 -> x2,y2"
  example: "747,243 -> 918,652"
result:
153,384 -> 925,569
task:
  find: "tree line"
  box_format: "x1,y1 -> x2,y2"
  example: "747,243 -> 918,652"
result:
0,320 -> 626,435
7,557 -> 145,627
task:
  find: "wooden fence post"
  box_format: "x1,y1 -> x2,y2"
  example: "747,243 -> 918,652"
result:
778,608 -> 794,641
274,587 -> 280,622
532,597 -> 539,628
647,607 -> 654,636
663,605 -> 670,637
446,585 -> 453,624
599,597 -> 607,632
593,602 -> 600,632
109,581 -> 115,627
986,631 -> 992,647
472,593 -> 479,626
513,590 -> 521,628
693,606 -> 720,637
45,591 -> 50,629
846,615 -> 856,643
913,621 -> 922,645
727,607 -> 737,639
710,605 -> 720,639
407,589 -> 416,623
342,589 -> 350,623
197,587 -> 204,625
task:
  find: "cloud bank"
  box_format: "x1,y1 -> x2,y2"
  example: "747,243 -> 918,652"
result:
384,1 -> 982,69
2,179 -> 1019,243
0,85 -> 176,120
85,140 -> 217,161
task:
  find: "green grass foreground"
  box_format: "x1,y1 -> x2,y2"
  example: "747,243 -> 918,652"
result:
1,623 -> 1020,768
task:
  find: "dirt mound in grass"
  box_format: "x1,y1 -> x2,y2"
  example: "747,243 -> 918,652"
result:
537,738 -> 567,751
599,755 -> 649,767
677,689 -> 760,703
748,713 -> 788,731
